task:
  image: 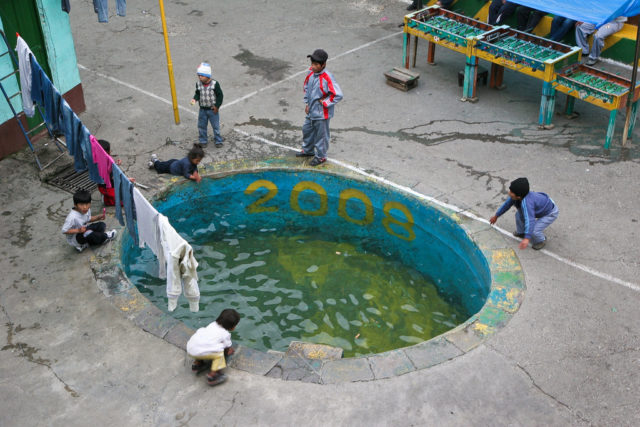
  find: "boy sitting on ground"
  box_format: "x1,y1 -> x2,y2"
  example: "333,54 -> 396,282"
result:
186,308 -> 240,386
61,189 -> 117,252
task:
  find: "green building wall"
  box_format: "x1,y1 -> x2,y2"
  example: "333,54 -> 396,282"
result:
0,0 -> 83,158
0,18 -> 20,124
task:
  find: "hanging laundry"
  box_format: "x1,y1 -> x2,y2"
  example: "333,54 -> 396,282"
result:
112,164 -> 137,243
62,0 -> 71,13
90,135 -> 114,189
158,215 -> 200,312
15,37 -> 35,117
132,187 -> 165,277
30,55 -> 102,183
30,55 -> 62,131
94,0 -> 126,23
61,101 -> 102,183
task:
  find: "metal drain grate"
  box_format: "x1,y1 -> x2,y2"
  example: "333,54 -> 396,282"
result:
46,166 -> 98,194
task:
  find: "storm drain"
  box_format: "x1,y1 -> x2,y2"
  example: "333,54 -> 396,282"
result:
46,166 -> 97,194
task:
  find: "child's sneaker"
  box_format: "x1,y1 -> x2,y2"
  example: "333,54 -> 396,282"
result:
76,243 -> 89,252
532,240 -> 546,250
106,229 -> 117,241
309,157 -> 326,166
206,372 -> 227,386
147,154 -> 158,168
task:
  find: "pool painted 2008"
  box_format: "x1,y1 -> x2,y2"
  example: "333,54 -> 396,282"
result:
97,159 -> 524,383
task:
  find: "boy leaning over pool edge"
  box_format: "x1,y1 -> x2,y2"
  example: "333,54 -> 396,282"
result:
489,177 -> 559,250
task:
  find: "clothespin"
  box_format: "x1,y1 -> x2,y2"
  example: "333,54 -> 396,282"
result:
16,32 -> 20,38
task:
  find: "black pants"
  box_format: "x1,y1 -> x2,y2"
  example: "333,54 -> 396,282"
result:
488,0 -> 517,26
76,222 -> 107,246
153,159 -> 177,174
516,7 -> 544,33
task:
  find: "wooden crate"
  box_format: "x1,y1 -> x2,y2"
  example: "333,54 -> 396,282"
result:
384,67 -> 420,91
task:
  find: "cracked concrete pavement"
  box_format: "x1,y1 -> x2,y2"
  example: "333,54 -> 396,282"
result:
1,0 -> 639,425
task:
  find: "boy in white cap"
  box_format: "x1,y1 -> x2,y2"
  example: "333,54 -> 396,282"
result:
297,49 -> 343,166
190,62 -> 224,147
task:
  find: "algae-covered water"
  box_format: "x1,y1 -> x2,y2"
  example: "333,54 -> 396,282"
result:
127,226 -> 468,357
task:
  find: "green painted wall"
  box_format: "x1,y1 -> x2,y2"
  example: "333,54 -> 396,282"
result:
0,19 -> 21,124
0,0 -> 81,125
36,0 -> 80,94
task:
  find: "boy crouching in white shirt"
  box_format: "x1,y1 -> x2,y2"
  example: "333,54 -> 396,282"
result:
61,189 -> 116,252
186,308 -> 240,386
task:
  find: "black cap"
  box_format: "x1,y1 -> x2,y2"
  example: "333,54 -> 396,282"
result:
509,177 -> 530,198
308,49 -> 328,63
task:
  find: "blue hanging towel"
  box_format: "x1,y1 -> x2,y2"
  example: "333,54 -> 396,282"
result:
112,164 -> 138,244
30,55 -> 62,133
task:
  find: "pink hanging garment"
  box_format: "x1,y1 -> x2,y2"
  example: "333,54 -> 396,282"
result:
90,135 -> 114,188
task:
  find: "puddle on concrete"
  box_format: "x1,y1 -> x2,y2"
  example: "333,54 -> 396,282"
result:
233,48 -> 292,82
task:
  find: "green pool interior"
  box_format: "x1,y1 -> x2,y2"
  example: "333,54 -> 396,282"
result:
122,170 -> 491,357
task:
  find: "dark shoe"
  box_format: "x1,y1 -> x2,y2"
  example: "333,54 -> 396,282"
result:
295,151 -> 314,158
191,360 -> 211,374
532,240 -> 546,250
207,373 -> 227,386
406,4 -> 417,11
215,142 -> 223,148
512,231 -> 525,238
309,157 -> 326,166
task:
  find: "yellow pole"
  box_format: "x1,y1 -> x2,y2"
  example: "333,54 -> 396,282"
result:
158,0 -> 180,124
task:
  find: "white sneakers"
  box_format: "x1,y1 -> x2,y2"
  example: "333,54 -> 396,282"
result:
148,153 -> 158,168
106,229 -> 117,241
75,243 -> 89,252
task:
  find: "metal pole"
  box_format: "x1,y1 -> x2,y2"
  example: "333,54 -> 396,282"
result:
158,0 -> 180,124
621,22 -> 640,146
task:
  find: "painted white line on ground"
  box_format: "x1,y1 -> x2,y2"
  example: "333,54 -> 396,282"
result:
234,128 -> 640,293
77,63 -> 197,116
78,30 -> 402,115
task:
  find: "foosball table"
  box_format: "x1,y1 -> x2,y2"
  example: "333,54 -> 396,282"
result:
401,6 -> 638,146
403,6 -> 494,99
472,26 -> 580,126
554,64 -> 640,148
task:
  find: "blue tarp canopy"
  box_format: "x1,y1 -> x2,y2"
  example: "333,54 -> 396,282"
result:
508,0 -> 640,28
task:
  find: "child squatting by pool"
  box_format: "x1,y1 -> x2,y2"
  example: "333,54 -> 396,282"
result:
186,308 -> 240,386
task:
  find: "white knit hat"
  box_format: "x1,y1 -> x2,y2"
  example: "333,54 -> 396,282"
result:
196,62 -> 212,78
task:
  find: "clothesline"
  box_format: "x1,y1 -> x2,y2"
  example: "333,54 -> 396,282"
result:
16,36 -> 200,313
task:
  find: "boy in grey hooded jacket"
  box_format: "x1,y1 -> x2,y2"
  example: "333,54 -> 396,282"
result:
297,49 -> 343,166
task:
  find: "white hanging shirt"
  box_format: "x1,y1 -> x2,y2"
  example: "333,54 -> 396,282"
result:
16,36 -> 35,118
158,215 -> 200,312
132,188 -> 166,277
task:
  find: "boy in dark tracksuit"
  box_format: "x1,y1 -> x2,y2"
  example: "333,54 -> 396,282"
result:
296,49 -> 343,166
190,62 -> 224,147
489,177 -> 559,250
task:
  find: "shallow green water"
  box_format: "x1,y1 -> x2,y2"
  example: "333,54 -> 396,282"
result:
130,227 -> 467,357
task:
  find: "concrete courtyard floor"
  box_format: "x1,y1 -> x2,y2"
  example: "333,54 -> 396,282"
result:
1,0 -> 640,425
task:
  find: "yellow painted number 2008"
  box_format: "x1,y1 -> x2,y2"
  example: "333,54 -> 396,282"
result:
382,201 -> 415,241
244,180 -> 278,213
244,179 -> 415,241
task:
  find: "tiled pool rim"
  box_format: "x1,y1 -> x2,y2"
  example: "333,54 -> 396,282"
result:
89,157 -> 525,384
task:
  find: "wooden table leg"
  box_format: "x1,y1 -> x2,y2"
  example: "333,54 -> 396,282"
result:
413,36 -> 418,68
427,41 -> 435,65
403,32 -> 410,69
625,100 -> 639,141
604,109 -> 617,149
